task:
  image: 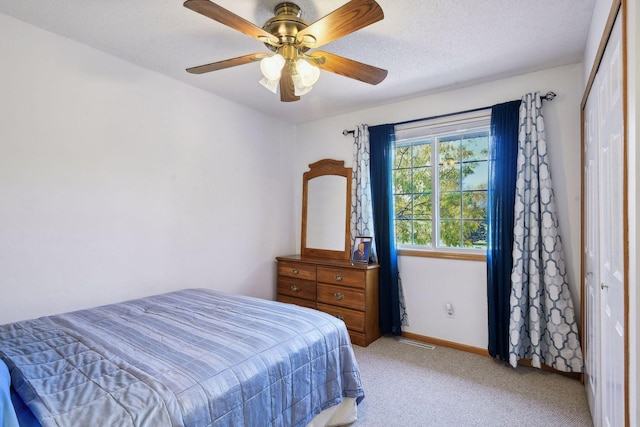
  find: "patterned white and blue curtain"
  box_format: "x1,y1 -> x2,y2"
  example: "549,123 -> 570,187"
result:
508,92 -> 583,372
351,125 -> 378,262
351,124 -> 409,330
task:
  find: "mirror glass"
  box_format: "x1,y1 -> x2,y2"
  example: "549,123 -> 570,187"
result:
306,175 -> 347,251
301,159 -> 352,261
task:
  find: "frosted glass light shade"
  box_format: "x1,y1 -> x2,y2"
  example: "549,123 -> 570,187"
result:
260,54 -> 285,80
259,77 -> 280,94
293,58 -> 320,96
296,59 -> 320,86
292,74 -> 312,96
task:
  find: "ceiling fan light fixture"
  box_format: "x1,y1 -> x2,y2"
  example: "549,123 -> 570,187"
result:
259,54 -> 285,81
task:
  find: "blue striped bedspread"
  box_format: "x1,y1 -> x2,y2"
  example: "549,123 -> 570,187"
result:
0,289 -> 364,426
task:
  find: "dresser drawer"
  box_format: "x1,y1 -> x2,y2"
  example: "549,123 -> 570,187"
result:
317,267 -> 366,288
277,294 -> 317,310
278,262 -> 316,281
277,277 -> 316,301
317,303 -> 365,333
317,283 -> 365,311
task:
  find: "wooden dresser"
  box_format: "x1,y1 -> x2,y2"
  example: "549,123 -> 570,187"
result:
276,255 -> 381,347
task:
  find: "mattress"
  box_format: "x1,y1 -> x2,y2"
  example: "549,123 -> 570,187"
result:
0,289 -> 364,426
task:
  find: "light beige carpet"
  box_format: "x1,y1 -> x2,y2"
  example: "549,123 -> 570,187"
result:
351,337 -> 593,426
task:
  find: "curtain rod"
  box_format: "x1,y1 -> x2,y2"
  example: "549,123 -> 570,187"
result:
342,91 -> 556,136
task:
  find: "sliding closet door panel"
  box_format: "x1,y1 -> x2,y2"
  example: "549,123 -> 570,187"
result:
584,82 -> 600,423
597,13 -> 624,427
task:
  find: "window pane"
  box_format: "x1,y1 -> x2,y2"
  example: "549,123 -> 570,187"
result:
439,164 -> 461,191
395,195 -> 412,219
395,219 -> 413,245
439,139 -> 461,166
394,146 -> 411,169
439,219 -> 461,248
461,191 -> 487,219
462,135 -> 489,162
413,220 -> 432,246
439,192 -> 460,219
413,166 -> 432,193
462,161 -> 488,190
412,143 -> 432,167
462,220 -> 487,249
414,193 -> 432,219
394,168 -> 412,194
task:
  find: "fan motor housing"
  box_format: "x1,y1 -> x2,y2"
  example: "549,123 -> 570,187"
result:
262,2 -> 310,51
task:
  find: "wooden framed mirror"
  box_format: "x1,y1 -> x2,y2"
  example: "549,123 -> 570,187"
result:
301,159 -> 352,260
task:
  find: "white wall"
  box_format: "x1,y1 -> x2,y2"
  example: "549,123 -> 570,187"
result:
0,14 -> 298,324
296,64 -> 583,349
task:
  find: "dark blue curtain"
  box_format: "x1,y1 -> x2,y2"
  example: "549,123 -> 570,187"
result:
487,100 -> 521,360
369,124 -> 402,335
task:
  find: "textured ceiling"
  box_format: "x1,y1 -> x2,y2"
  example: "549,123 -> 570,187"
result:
0,1 -> 596,124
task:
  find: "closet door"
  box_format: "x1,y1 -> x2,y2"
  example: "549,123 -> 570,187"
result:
583,11 -> 625,427
583,76 -> 600,423
597,13 -> 624,427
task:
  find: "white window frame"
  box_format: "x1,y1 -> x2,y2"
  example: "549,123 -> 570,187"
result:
393,110 -> 491,256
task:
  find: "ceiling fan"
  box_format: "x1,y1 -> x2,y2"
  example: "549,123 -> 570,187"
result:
183,0 -> 388,102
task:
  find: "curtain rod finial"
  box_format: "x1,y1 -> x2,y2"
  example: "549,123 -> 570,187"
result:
343,129 -> 355,136
542,91 -> 556,101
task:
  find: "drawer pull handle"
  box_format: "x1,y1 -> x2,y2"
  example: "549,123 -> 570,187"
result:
335,275 -> 343,281
334,293 -> 344,300
290,285 -> 300,292
292,268 -> 299,275
335,314 -> 345,321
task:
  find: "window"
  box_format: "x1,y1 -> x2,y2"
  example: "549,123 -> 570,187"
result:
393,111 -> 490,253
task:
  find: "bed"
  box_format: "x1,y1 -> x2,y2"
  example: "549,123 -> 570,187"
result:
0,288 -> 364,426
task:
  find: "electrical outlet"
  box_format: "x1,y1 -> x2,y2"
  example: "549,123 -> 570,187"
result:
445,302 -> 455,318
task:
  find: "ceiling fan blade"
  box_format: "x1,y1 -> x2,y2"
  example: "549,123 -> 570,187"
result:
296,0 -> 383,49
311,51 -> 387,85
184,0 -> 279,45
186,53 -> 265,74
280,63 -> 300,102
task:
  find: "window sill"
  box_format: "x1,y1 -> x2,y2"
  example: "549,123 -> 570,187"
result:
397,248 -> 486,262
